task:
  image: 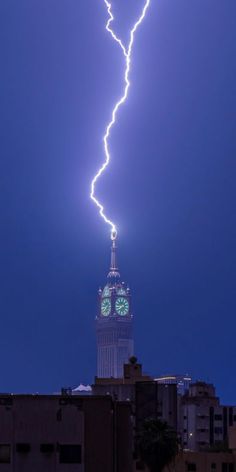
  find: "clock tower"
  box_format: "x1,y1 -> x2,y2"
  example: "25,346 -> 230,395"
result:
96,237 -> 134,378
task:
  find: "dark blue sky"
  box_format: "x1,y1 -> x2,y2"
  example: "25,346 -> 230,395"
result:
0,0 -> 235,403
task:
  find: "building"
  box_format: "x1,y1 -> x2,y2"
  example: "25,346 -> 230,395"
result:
135,381 -> 177,432
135,452 -> 236,472
96,236 -> 134,378
229,426 -> 236,452
93,362 -> 177,432
134,452 -> 236,472
180,381 -> 236,452
155,374 -> 192,396
93,361 -> 152,402
0,393 -> 132,472
162,451 -> 236,472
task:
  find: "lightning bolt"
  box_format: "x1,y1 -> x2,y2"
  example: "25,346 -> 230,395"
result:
90,0 -> 151,241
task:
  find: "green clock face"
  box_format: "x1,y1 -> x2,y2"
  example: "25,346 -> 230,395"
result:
102,285 -> 110,298
115,297 -> 129,316
101,298 -> 111,316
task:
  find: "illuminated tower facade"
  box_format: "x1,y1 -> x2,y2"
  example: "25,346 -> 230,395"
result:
96,239 -> 134,378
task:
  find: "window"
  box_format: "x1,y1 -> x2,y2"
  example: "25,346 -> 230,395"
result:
229,465 -> 234,472
211,464 -> 216,470
215,427 -> 223,434
222,464 -> 228,472
56,409 -> 62,422
40,444 -> 54,454
184,429 -> 187,433
16,443 -> 31,453
0,445 -> 11,464
233,415 -> 236,422
187,464 -> 196,471
215,414 -> 223,421
0,397 -> 12,406
59,445 -> 81,464
200,429 -> 206,432
187,463 -> 197,471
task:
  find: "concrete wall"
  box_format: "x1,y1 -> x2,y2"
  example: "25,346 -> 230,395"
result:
0,394 -> 132,472
0,395 -> 84,472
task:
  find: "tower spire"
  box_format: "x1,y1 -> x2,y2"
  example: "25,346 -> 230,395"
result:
97,231 -> 134,378
108,233 -> 120,279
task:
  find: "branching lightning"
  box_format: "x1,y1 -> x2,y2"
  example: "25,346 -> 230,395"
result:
90,0 -> 150,240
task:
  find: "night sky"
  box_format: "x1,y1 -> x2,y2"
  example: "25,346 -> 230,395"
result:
0,0 -> 235,403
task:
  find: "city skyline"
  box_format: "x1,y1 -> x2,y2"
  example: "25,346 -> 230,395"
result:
0,0 -> 235,404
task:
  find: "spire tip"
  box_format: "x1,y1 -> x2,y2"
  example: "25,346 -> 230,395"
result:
108,229 -> 120,278
111,228 -> 117,241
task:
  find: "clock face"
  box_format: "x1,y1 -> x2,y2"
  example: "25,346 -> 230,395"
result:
101,298 -> 111,316
115,297 -> 129,316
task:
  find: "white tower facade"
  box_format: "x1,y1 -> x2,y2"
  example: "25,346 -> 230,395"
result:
96,239 -> 134,378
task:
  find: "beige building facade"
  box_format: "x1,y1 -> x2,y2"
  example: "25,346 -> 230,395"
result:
180,382 -> 236,451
